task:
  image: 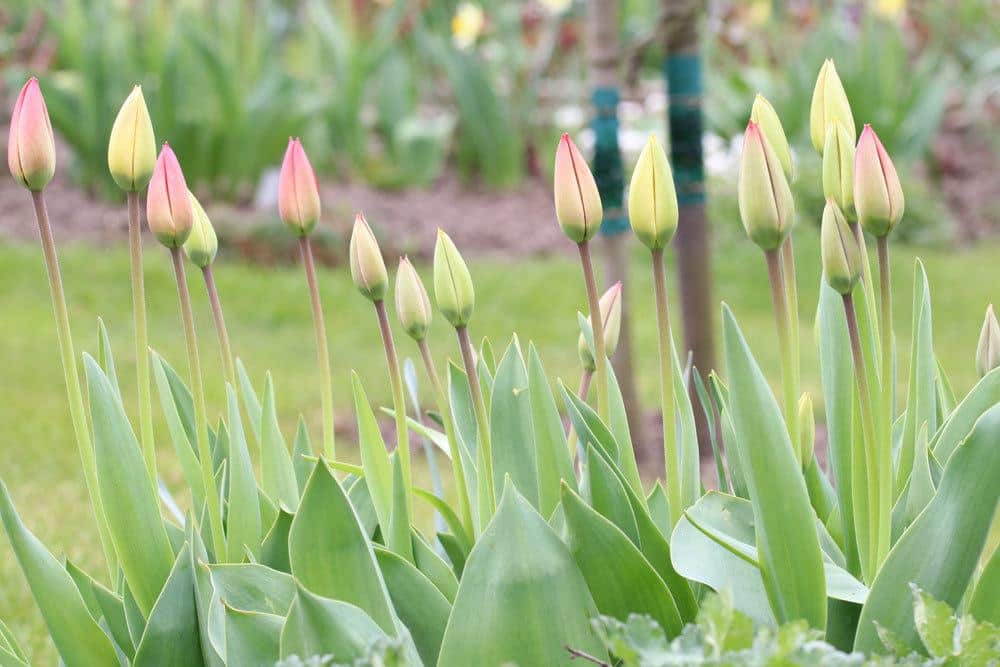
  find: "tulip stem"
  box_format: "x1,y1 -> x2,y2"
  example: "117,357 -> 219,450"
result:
418,338 -> 474,536
127,192 -> 157,483
456,325 -> 495,518
374,300 -> 412,513
31,190 -> 117,577
780,236 -> 802,462
202,265 -> 236,388
298,236 -> 336,459
876,235 -> 893,413
578,241 -> 609,420
170,247 -> 225,559
651,248 -> 680,528
764,248 -> 798,463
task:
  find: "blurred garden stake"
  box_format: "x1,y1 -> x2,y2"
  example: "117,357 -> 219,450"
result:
279,138 -> 336,459
7,77 -> 117,575
976,305 -> 1000,378
108,85 -> 158,482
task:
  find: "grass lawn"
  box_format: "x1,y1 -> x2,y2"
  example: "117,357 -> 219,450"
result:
0,221 -> 995,661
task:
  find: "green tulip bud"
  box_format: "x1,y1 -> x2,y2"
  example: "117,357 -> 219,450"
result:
349,213 -> 388,302
798,393 -> 815,468
627,136 -> 678,250
553,133 -> 603,243
750,93 -> 793,179
822,121 -> 855,214
738,121 -> 794,250
433,229 -> 475,328
108,85 -> 157,192
976,304 -> 1000,378
821,199 -> 861,295
183,192 -> 218,268
577,281 -> 623,371
395,256 -> 433,341
810,59 -> 855,153
854,125 -> 904,238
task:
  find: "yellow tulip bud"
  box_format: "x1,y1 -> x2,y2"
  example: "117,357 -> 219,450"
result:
628,136 -> 678,250
976,304 -> 1000,378
395,257 -> 433,341
822,122 -> 854,214
553,133 -> 603,243
750,94 -> 792,179
577,281 -> 623,371
810,59 -> 855,153
738,121 -> 794,250
183,192 -> 218,268
854,125 -> 905,238
108,85 -> 157,192
349,213 -> 388,302
433,230 -> 475,328
821,199 -> 861,295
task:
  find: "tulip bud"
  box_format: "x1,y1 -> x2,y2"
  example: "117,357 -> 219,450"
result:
821,199 -> 861,295
822,122 -> 854,213
750,94 -> 792,179
107,85 -> 156,192
553,133 -> 603,243
854,125 -> 904,238
810,59 -> 855,153
7,78 -> 56,191
738,121 -> 794,250
433,229 -> 475,328
183,192 -> 218,268
395,257 -> 433,341
798,393 -> 815,468
146,144 -> 194,248
278,138 -> 321,236
628,136 -> 678,250
578,282 -> 623,371
976,304 -> 1000,378
349,213 -> 388,301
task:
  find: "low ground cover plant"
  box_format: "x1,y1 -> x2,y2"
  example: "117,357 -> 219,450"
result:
2,59 -> 998,667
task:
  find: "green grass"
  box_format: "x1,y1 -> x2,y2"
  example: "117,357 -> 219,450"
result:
0,222 -> 996,661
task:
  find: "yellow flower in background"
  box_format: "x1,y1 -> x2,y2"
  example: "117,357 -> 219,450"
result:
452,3 -> 485,49
871,0 -> 906,19
746,0 -> 772,26
539,0 -> 572,15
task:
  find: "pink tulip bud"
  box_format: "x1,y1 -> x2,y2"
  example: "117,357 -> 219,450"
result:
146,144 -> 194,248
7,78 -> 56,191
278,138 -> 321,236
854,125 -> 904,237
553,133 -> 602,243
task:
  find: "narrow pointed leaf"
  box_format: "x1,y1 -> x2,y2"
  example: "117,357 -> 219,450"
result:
352,372 -> 393,532
279,585 -> 390,661
133,543 -> 203,667
489,338 -> 539,508
376,547 -> 450,665
527,344 -> 575,517
260,374 -> 299,510
236,359 -> 262,443
224,607 -> 281,667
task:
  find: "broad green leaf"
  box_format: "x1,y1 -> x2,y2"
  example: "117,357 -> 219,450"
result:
647,482 -> 671,539
561,484 -> 683,637
224,606 -> 281,667
414,488 -> 471,555
226,385 -> 262,562
236,358 -> 262,443
527,343 -> 576,517
279,584 -> 390,662
931,366 -> 1000,464
133,543 -> 203,667
289,461 -> 396,633
447,361 -> 480,528
347,476 -> 380,539
205,562 -> 295,658
352,372 -> 393,533
292,417 -> 313,493
606,359 -> 643,498
66,561 -> 132,658
151,352 -> 204,507
671,340 -> 701,516
489,338 -> 539,508
188,525 -> 223,667
912,586 -> 956,658
411,532 -> 459,603
437,532 -> 467,578
85,355 -> 174,616
437,482 -> 605,666
891,423 -> 935,541
692,368 -> 729,493
585,443 -> 640,546
561,387 -> 625,487
152,352 -> 197,447
387,452 -> 414,562
855,403 -> 1000,652
260,374 -> 299,511
722,306 -> 827,629
260,509 -> 294,573
969,545 -> 1000,624
0,480 -> 118,666
376,547 -> 450,665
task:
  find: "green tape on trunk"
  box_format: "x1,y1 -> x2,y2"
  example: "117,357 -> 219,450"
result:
591,87 -> 629,236
665,55 -> 706,206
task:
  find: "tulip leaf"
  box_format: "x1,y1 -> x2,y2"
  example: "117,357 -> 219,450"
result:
527,343 -> 576,518
235,358 -> 262,444
152,352 -> 205,507
205,562 -> 295,658
606,359 -> 644,496
671,340 -> 702,517
259,374 -> 299,511
224,606 -> 281,667
260,509 -> 294,574
447,361 -> 481,525
352,372 -> 393,533
95,317 -> 121,399
969,545 -> 1000,625
133,543 -> 203,667
489,337 -> 540,509
931,366 -> 1000,465
387,452 -> 414,562
65,560 -> 133,658
375,546 -> 451,665
560,386 -> 626,488
279,584 -> 391,662
414,488 -> 471,555
225,385 -> 262,563
411,531 -> 459,602
292,416 -> 313,493
585,443 -> 640,546
0,620 -> 26,665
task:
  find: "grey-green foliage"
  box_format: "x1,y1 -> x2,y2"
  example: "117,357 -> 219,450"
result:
275,636 -> 411,667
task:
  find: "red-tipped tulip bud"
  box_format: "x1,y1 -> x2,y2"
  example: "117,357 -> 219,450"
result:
553,133 -> 603,243
628,136 -> 678,250
738,122 -> 794,250
976,304 -> 1000,378
7,78 -> 56,191
821,199 -> 861,295
108,85 -> 156,192
278,138 -> 321,236
433,229 -> 475,328
854,125 -> 904,237
183,192 -> 218,268
146,144 -> 193,248
395,257 -> 433,341
810,59 -> 855,153
349,213 -> 388,302
578,281 -> 623,371
822,122 -> 855,214
750,94 -> 793,179
798,393 -> 815,468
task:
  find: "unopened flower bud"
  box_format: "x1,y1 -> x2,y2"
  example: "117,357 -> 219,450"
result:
553,133 -> 603,243
578,282 -> 623,371
628,136 -> 677,250
183,192 -> 218,268
349,213 -> 388,302
738,121 -> 794,250
810,60 -> 855,153
976,304 -> 1000,378
433,229 -> 475,328
822,122 -> 854,213
146,144 -> 193,248
750,94 -> 792,179
821,199 -> 861,295
278,138 -> 321,236
395,257 -> 433,341
798,393 -> 815,468
7,78 -> 56,191
108,85 -> 156,192
854,125 -> 904,237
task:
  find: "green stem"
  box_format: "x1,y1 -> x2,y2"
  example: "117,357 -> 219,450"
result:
128,191 -> 157,483
850,221 -> 882,372
298,236 -> 336,459
457,326 -> 495,516
780,236 -> 802,462
374,300 -> 411,511
651,248 -> 680,527
875,234 -> 894,561
764,249 -> 798,464
418,338 -> 473,537
202,265 -> 236,389
170,248 -> 225,559
578,241 -> 608,420
31,190 -> 117,577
